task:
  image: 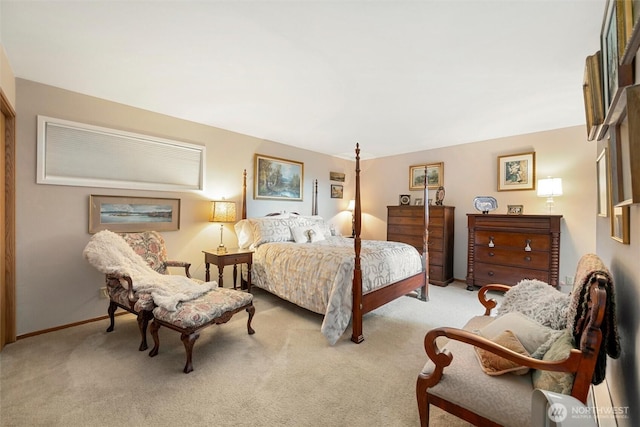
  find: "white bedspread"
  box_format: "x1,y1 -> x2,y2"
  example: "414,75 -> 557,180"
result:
251,236 -> 423,344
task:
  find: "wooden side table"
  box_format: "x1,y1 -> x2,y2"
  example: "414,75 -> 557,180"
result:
202,248 -> 253,292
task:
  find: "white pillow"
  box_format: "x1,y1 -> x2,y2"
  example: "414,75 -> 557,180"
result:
249,218 -> 294,247
290,225 -> 326,243
234,219 -> 254,249
293,215 -> 332,238
479,312 -> 563,359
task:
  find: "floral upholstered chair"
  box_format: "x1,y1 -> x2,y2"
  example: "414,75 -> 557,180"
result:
105,231 -> 196,351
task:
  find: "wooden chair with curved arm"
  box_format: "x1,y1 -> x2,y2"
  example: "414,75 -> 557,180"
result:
104,231 -> 196,351
416,269 -> 610,427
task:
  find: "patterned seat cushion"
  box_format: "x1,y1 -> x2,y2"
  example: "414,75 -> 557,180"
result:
108,285 -> 154,311
153,288 -> 253,329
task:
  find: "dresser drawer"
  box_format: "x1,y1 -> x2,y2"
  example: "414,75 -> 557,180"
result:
428,226 -> 443,239
388,234 -> 423,250
473,262 -> 550,286
428,237 -> 443,252
474,246 -> 549,270
387,224 -> 423,236
428,264 -> 444,281
430,216 -> 444,228
429,250 -> 443,266
474,230 -> 550,251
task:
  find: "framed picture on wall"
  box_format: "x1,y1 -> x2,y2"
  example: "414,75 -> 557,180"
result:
497,152 -> 536,191
254,154 -> 304,201
611,205 -> 630,244
89,195 -> 180,233
409,162 -> 444,190
330,184 -> 343,199
596,147 -> 610,217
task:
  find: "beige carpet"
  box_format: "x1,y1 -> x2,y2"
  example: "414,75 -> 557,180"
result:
0,282 -> 487,426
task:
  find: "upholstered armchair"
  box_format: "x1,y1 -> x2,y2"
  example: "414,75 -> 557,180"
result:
104,231 -> 196,351
416,254 -> 620,426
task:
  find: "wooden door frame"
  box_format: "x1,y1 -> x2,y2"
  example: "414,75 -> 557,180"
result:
1,88 -> 16,348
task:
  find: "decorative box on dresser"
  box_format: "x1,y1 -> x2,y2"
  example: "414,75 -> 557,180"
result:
386,205 -> 455,286
466,214 -> 562,291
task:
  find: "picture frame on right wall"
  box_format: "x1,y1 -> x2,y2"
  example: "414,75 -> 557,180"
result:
611,205 -> 630,244
596,147 -> 609,217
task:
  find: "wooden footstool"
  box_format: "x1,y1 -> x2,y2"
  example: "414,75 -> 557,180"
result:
149,288 -> 255,373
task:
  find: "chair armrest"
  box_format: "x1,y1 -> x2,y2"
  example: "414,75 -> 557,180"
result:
477,284 -> 511,315
418,326 -> 583,388
105,274 -> 137,303
164,260 -> 192,278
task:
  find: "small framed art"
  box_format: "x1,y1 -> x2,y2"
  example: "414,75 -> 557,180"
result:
399,194 -> 411,205
331,184 -> 343,199
497,152 -> 535,191
507,205 -> 524,215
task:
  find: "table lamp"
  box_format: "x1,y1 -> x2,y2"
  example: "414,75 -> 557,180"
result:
537,177 -> 563,213
347,199 -> 356,238
210,200 -> 237,254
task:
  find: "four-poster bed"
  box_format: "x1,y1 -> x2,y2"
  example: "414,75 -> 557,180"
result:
239,144 -> 429,344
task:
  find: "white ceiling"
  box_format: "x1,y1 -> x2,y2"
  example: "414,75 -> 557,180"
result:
1,0 -> 606,159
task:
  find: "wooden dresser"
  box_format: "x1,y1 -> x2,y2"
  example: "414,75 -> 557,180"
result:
387,205 -> 455,286
465,214 -> 562,290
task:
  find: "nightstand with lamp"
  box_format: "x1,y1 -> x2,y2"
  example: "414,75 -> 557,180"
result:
204,200 -> 253,291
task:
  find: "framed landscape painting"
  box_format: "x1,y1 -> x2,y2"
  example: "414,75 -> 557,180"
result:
89,195 -> 180,233
409,162 -> 444,190
254,154 -> 304,201
497,152 -> 535,191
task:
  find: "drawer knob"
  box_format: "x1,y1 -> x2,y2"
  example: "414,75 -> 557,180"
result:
489,252 -> 495,257
524,256 -> 531,262
524,239 -> 532,252
488,271 -> 494,276
488,237 -> 495,248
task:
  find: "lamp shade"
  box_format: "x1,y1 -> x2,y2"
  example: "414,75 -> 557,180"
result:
347,199 -> 356,211
209,200 -> 237,223
537,178 -> 563,197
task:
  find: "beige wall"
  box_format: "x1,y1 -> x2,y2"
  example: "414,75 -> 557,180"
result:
15,78 -> 354,335
360,126 -> 597,285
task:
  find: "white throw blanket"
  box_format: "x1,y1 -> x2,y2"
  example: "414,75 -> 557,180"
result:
83,230 -> 214,311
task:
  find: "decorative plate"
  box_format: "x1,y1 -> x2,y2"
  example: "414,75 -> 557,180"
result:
399,194 -> 411,205
473,196 -> 498,214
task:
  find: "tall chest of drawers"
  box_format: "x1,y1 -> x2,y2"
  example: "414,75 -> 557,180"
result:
465,214 -> 562,290
386,205 -> 455,286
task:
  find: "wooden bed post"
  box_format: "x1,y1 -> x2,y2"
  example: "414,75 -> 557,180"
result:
241,169 -> 247,220
351,143 -> 364,343
312,179 -> 318,215
421,166 -> 429,302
